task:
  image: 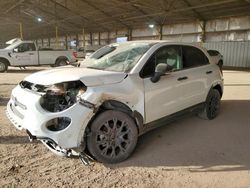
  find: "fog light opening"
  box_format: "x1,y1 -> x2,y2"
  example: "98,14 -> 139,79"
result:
46,117 -> 71,131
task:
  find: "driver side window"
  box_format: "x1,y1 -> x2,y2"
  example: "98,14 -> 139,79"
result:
14,43 -> 36,53
140,45 -> 182,78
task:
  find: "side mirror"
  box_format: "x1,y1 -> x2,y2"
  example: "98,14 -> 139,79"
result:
13,48 -> 18,53
151,63 -> 172,83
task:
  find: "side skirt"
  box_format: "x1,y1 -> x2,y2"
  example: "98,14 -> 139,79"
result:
141,102 -> 205,135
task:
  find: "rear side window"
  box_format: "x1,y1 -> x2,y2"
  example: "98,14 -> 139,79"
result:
207,50 -> 219,56
182,46 -> 209,69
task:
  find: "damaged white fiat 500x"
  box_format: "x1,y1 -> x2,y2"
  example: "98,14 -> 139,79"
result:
6,41 -> 223,163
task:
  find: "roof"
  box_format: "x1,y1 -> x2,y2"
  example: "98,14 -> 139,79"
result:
0,0 -> 250,42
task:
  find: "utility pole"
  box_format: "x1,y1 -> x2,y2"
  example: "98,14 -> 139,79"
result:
19,22 -> 23,39
158,25 -> 163,40
200,21 -> 206,43
55,26 -> 58,48
82,28 -> 85,48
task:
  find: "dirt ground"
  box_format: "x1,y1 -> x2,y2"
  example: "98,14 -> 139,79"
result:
1,67 -> 250,188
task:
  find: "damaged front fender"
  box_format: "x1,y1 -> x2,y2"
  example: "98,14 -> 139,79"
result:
79,98 -> 97,112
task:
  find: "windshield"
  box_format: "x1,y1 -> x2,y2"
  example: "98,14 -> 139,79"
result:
80,42 -> 152,72
5,41 -> 22,50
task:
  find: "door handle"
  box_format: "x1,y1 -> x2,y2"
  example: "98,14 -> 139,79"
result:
177,76 -> 188,81
206,71 -> 213,74
29,53 -> 34,55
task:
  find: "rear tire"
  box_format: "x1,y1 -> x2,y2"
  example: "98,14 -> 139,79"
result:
87,110 -> 138,163
218,60 -> 223,67
55,58 -> 68,67
0,61 -> 8,73
198,89 -> 221,120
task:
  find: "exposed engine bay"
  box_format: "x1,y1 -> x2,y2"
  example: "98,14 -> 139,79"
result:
20,80 -> 87,113
19,80 -> 87,133
40,81 -> 86,112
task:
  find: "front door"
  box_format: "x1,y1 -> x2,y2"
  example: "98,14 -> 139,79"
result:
142,45 -> 186,123
12,43 -> 38,66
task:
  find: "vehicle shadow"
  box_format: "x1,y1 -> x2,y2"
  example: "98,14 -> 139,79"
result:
0,136 -> 39,144
106,100 -> 250,172
224,84 -> 250,86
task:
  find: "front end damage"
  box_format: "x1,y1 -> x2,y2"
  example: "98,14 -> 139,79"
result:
25,129 -> 94,165
6,80 -> 97,164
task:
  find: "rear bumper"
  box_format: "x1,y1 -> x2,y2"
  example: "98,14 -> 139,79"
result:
6,85 -> 94,150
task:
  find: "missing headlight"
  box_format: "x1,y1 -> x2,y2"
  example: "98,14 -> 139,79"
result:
40,81 -> 86,112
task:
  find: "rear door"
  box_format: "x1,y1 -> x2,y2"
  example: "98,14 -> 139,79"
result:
179,45 -> 212,109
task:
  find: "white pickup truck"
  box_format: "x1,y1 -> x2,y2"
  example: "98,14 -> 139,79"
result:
0,39 -> 77,72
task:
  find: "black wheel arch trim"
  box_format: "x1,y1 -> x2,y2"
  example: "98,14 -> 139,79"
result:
211,84 -> 223,98
55,56 -> 69,64
85,100 -> 144,136
0,57 -> 10,66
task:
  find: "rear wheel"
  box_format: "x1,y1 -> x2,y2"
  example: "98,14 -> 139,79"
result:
87,110 -> 138,163
198,89 -> 221,120
55,58 -> 68,67
0,61 -> 8,73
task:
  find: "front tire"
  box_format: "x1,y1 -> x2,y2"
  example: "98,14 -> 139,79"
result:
0,61 -> 8,73
199,89 -> 221,120
87,110 -> 138,163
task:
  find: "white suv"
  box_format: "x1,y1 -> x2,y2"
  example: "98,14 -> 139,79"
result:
6,41 -> 223,163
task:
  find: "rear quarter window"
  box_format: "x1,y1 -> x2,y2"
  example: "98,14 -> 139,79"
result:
207,50 -> 220,56
182,46 -> 209,69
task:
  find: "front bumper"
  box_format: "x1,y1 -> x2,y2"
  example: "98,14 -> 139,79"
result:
6,85 -> 94,150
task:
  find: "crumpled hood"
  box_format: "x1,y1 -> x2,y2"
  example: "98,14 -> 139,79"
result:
24,67 -> 127,86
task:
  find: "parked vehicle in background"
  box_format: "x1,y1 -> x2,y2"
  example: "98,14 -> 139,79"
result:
75,45 -> 102,59
207,49 -> 223,71
84,50 -> 95,59
0,38 -> 77,72
6,41 -> 223,164
76,47 -> 94,58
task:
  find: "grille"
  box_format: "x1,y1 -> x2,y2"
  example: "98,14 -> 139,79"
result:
10,103 -> 24,119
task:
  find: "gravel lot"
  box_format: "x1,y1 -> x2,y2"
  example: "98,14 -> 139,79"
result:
1,67 -> 250,187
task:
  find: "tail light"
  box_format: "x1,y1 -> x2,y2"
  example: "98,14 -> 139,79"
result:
217,61 -> 223,75
73,52 -> 77,58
